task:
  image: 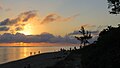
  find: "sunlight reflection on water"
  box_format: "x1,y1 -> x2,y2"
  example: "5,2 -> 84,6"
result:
0,43 -> 79,64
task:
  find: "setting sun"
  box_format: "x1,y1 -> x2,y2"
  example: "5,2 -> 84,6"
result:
19,24 -> 33,35
20,31 -> 32,35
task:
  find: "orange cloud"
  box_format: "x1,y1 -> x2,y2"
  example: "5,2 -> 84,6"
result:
41,14 -> 60,24
41,13 -> 79,24
0,10 -> 38,34
0,10 -> 79,35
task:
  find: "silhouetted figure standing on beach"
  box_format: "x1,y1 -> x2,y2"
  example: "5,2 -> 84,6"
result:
74,47 -> 77,50
30,52 -> 32,56
34,52 -> 36,55
60,48 -> 63,51
70,48 -> 72,51
38,51 -> 40,54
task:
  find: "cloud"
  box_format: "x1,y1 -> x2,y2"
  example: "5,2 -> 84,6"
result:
0,27 -> 9,31
67,24 -> 101,36
41,13 -> 79,24
67,28 -> 99,43
62,14 -> 80,22
0,18 -> 17,26
18,10 -> 37,22
41,14 -> 60,24
0,18 -> 10,25
68,30 -> 80,35
0,32 -> 79,44
0,10 -> 38,33
0,10 -> 78,26
15,27 -> 24,31
68,30 -> 99,36
0,10 -> 37,26
0,10 -> 79,34
90,30 -> 99,35
0,32 -> 97,44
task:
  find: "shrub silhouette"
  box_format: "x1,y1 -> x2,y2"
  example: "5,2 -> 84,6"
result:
97,25 -> 120,46
107,0 -> 120,14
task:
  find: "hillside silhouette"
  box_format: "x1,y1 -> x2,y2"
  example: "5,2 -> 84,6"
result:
48,25 -> 120,68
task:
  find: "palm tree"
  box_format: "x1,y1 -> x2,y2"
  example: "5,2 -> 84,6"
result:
75,26 -> 92,46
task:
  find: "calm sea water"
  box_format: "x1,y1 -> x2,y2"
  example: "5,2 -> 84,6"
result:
0,43 -> 78,64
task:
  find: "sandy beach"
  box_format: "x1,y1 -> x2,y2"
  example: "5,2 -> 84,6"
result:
0,51 -> 69,68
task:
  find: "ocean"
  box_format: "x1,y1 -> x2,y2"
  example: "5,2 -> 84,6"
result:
0,43 -> 79,64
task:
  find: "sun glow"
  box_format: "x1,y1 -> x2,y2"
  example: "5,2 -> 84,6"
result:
16,17 -> 47,35
19,24 -> 33,35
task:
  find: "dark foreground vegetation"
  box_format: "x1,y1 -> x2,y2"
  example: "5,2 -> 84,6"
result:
48,25 -> 120,68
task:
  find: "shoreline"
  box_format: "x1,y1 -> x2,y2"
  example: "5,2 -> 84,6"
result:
0,44 -> 79,65
0,51 -> 70,68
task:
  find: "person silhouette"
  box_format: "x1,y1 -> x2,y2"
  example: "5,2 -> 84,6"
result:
70,48 -> 72,51
38,51 -> 40,54
30,52 -> 32,55
74,47 -> 77,50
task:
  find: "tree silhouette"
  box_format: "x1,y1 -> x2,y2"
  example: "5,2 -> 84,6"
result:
75,26 -> 92,46
107,0 -> 120,14
97,25 -> 120,46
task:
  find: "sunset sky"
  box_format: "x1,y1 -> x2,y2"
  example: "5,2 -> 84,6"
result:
0,0 -> 120,36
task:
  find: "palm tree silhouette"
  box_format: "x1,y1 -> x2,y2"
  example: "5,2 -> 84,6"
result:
75,26 -> 92,46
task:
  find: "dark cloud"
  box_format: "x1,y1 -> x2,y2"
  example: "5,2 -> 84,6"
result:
0,18 -> 13,26
0,27 -> 9,31
0,32 -> 79,44
0,10 -> 37,26
68,30 -> 99,36
0,18 -> 20,26
68,25 -> 101,36
0,31 -> 98,44
67,29 -> 99,44
90,30 -> 99,35
0,18 -> 9,26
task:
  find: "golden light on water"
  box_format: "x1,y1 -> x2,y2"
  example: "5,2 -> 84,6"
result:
23,48 -> 27,57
